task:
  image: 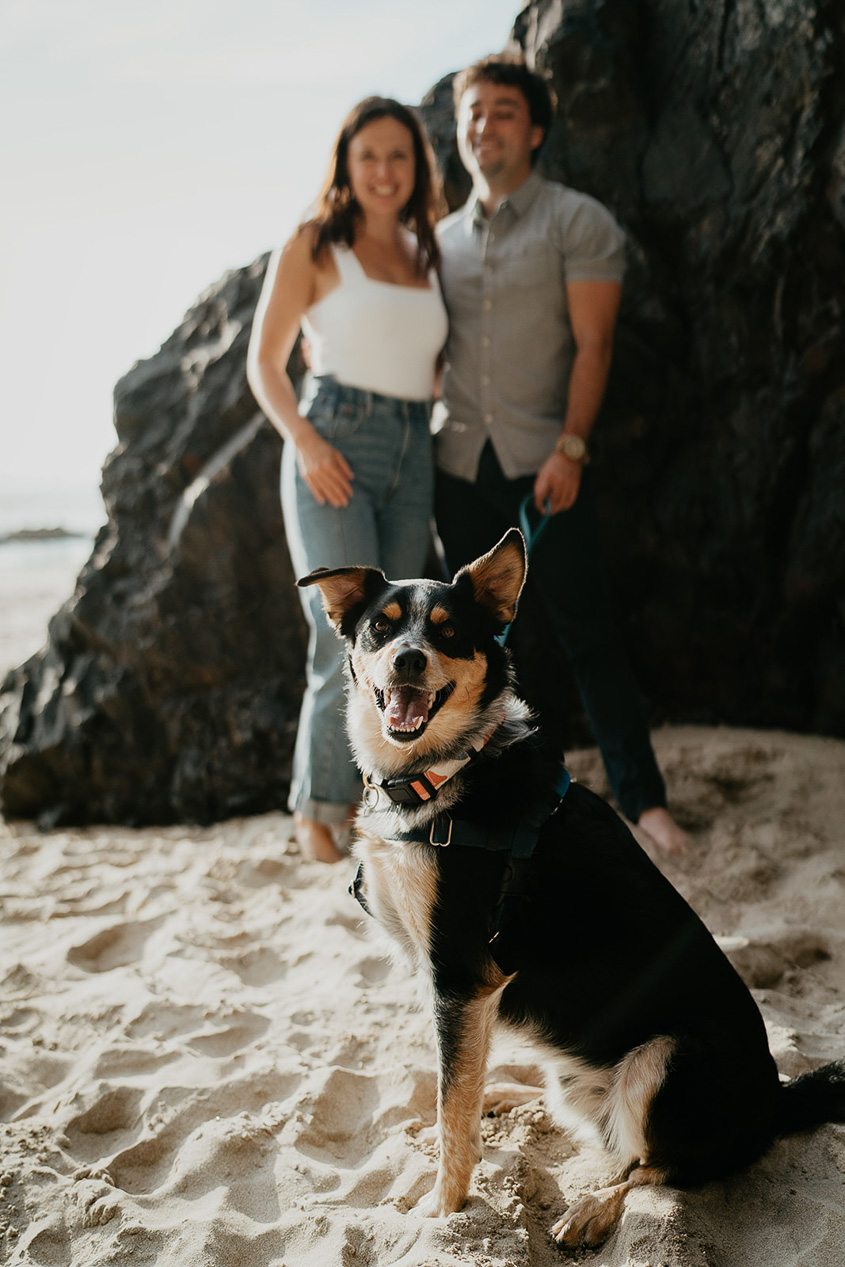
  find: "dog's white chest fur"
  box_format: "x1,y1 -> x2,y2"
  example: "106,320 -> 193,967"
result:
355,826 -> 439,969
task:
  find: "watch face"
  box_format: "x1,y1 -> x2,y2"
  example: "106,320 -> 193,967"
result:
560,435 -> 586,461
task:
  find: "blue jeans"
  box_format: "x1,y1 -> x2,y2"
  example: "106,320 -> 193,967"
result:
435,442 -> 666,822
282,376 -> 434,823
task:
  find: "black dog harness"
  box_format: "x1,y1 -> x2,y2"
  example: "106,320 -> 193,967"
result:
352,765 -> 572,974
388,765 -> 571,853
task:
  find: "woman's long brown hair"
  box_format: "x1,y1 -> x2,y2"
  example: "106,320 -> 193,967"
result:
306,96 -> 443,273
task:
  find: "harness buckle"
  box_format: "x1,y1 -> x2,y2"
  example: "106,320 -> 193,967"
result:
429,816 -> 453,847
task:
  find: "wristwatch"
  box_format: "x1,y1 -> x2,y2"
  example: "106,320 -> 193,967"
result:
554,433 -> 590,464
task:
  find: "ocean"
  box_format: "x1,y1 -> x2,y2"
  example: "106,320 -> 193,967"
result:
0,474 -> 105,675
0,474 -> 105,539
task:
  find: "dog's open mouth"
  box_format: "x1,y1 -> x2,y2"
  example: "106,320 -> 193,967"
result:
375,682 -> 455,741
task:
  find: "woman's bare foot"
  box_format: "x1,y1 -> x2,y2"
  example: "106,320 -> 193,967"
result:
293,812 -> 344,864
637,806 -> 691,856
330,804 -> 359,855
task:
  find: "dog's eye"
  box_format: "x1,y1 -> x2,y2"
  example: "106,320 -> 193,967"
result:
440,622 -> 456,638
372,616 -> 391,633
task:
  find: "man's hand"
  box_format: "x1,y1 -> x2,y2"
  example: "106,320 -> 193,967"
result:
534,450 -> 582,514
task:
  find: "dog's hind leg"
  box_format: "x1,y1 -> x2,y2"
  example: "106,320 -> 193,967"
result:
482,1081 -> 544,1115
550,1160 -> 669,1248
550,1036 -> 676,1248
415,986 -> 503,1218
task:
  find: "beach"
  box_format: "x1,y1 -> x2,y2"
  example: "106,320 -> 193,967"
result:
1,523 -> 844,1265
2,714 -> 844,1265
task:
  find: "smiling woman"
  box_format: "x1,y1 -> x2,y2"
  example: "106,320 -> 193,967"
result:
247,95 -> 448,863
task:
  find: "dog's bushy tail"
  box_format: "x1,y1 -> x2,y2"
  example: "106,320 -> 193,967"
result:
777,1060 -> 845,1136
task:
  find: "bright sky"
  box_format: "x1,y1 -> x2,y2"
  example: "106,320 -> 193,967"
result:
1,0 -> 519,490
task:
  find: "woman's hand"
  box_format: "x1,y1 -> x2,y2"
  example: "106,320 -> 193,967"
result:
296,428 -> 355,507
248,230 -> 349,504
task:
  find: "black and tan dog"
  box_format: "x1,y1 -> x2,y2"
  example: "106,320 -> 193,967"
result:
299,529 -> 845,1247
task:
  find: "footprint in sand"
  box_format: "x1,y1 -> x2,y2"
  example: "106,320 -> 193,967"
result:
66,918 -> 163,973
217,945 -> 287,986
106,1131 -> 176,1195
106,1068 -> 303,1195
294,1067 -> 382,1163
17,1217 -> 71,1266
294,1065 -> 435,1167
0,1005 -> 39,1033
64,1085 -> 145,1162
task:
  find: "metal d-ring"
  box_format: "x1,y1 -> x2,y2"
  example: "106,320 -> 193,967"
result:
362,772 -> 380,809
429,816 -> 453,847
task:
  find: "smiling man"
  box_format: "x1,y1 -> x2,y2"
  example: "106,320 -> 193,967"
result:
433,55 -> 689,856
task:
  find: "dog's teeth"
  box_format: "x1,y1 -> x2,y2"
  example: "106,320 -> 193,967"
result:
390,717 -> 425,733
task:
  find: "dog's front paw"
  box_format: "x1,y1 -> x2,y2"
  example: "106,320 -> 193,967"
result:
413,1179 -> 465,1219
413,1187 -> 445,1218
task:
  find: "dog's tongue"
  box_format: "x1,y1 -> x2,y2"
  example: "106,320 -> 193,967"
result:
385,686 -> 430,731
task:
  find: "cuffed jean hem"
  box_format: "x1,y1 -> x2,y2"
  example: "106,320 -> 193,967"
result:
288,794 -> 359,826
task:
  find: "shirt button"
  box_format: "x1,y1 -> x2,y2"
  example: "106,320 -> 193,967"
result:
481,376 -> 490,386
484,413 -> 493,425
482,336 -> 490,348
483,299 -> 493,311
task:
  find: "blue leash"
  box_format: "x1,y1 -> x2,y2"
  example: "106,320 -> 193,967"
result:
496,494 -> 551,646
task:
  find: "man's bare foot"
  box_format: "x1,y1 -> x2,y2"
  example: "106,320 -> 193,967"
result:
293,812 -> 344,864
637,806 -> 691,856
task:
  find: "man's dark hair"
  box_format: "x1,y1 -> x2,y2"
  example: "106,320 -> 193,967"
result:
453,54 -> 556,138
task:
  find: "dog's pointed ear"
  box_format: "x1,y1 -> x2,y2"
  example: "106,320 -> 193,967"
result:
297,565 -> 387,633
454,528 -> 527,627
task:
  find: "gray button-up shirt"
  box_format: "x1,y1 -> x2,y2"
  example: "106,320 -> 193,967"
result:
434,170 -> 626,481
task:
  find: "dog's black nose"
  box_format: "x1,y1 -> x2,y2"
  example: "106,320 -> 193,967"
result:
391,644 -> 427,676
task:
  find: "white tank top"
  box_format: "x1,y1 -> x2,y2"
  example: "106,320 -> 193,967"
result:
301,243 -> 448,402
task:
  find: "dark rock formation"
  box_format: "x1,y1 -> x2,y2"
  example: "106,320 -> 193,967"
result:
2,0 -> 844,825
507,0 -> 845,739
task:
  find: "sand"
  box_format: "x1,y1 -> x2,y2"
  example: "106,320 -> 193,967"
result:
1,726 -> 844,1265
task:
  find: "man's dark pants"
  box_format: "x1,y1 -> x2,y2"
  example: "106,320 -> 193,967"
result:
434,441 -> 666,822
